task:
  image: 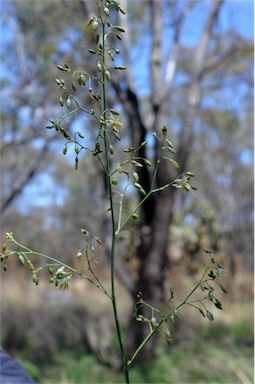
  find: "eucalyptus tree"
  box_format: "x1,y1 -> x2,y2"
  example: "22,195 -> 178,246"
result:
1,0 -> 252,364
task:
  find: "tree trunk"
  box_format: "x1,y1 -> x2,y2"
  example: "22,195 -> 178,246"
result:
125,0 -> 223,360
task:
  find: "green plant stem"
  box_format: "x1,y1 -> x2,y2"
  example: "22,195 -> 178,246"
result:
7,238 -> 112,299
115,137 -> 170,235
128,261 -> 213,367
100,19 -> 129,384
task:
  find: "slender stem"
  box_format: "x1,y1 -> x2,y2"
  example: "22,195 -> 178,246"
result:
100,17 -> 129,384
115,137 -> 168,235
8,238 -> 112,299
128,261 -> 213,366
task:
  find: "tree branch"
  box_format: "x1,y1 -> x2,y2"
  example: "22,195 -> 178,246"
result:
177,0 -> 224,169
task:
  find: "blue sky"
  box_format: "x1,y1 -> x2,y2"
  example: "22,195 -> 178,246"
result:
1,0 -> 253,212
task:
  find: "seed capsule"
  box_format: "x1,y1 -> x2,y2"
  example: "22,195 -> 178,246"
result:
105,70 -> 111,81
151,317 -> 157,327
97,62 -> 102,72
66,98 -> 71,109
220,284 -> 228,294
90,245 -> 95,253
77,132 -> 84,139
166,329 -> 171,345
32,274 -> 39,285
75,157 -> 79,170
92,20 -> 98,31
208,290 -> 214,301
78,73 -> 86,86
109,145 -> 114,155
133,172 -> 139,182
114,66 -> 127,70
88,49 -> 97,54
27,259 -> 35,271
111,178 -> 118,185
206,310 -> 214,321
18,254 -> 25,265
110,109 -> 119,115
59,96 -> 64,107
104,7 -> 110,16
107,50 -> 115,61
169,159 -> 179,168
77,250 -> 82,261
116,26 -> 125,32
133,182 -> 142,189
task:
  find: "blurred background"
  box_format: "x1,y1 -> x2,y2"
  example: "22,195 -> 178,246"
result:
0,0 -> 253,383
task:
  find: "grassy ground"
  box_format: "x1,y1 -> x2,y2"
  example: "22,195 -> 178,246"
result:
2,272 -> 253,384
16,301 -> 253,384
20,338 -> 253,384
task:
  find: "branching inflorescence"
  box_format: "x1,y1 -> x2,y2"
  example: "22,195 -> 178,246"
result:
1,1 -> 227,383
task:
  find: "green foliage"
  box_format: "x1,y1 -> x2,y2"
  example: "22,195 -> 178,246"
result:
22,338 -> 253,384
